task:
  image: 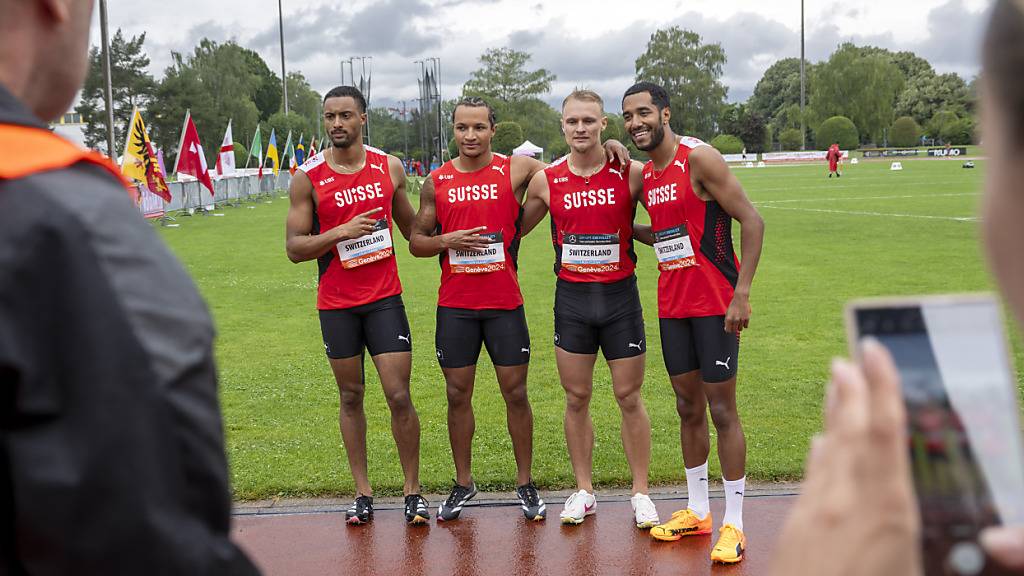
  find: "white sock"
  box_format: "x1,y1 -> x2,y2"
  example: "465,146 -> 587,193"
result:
684,461 -> 710,518
723,476 -> 745,530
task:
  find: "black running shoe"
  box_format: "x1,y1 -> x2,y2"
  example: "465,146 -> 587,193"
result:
516,481 -> 546,521
405,494 -> 430,525
345,495 -> 373,525
437,481 -> 477,521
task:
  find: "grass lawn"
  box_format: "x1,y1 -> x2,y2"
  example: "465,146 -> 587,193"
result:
156,157 -> 1016,499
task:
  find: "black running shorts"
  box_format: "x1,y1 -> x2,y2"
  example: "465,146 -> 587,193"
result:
435,305 -> 530,369
659,315 -> 739,381
319,295 -> 412,359
554,275 -> 646,361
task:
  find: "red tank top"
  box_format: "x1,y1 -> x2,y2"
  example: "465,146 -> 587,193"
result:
545,156 -> 636,283
642,137 -> 739,318
431,153 -> 523,310
300,146 -> 401,310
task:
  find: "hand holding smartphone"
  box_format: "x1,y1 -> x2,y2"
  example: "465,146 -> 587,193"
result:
847,295 -> 1024,576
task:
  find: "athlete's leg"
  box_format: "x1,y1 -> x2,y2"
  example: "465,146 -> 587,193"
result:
705,376 -> 745,480
482,306 -> 534,486
443,365 -> 476,487
436,306 -> 484,487
556,348 -> 598,491
608,354 -> 651,494
361,296 -> 421,495
371,351 -> 420,494
494,363 -> 532,485
328,355 -> 372,497
670,370 -> 711,468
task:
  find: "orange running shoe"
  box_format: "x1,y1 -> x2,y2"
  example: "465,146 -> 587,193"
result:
649,509 -> 712,541
710,524 -> 746,564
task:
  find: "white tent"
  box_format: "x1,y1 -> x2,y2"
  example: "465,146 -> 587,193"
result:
512,140 -> 544,158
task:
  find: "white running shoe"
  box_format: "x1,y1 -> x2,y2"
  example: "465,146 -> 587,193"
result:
630,493 -> 660,529
559,489 -> 597,525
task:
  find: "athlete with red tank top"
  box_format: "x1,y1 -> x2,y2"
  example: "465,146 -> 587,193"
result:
520,90 -> 659,530
286,86 -> 430,527
409,97 -> 546,523
623,82 -> 764,564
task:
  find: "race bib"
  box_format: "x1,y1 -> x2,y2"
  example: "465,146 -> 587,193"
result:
653,224 -> 697,271
337,218 -> 394,269
448,231 -> 505,273
560,232 -> 620,273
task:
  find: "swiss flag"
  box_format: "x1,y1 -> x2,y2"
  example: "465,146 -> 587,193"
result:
173,110 -> 215,197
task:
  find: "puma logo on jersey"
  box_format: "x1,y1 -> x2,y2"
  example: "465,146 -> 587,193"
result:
521,347 -> 530,354
643,172 -> 652,179
554,176 -> 569,184
628,340 -> 644,350
674,160 -> 687,172
398,334 -> 410,343
608,167 -> 624,180
370,162 -> 385,174
319,176 -> 336,186
716,356 -> 732,370
438,173 -> 454,180
492,164 -> 506,176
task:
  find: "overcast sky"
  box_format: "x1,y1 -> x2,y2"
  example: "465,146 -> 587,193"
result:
90,0 -> 991,112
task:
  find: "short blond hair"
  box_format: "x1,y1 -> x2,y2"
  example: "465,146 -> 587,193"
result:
562,89 -> 604,112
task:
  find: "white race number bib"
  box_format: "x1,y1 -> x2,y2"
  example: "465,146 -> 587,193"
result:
652,224 -> 697,271
337,218 -> 394,269
448,231 -> 505,273
560,232 -> 620,273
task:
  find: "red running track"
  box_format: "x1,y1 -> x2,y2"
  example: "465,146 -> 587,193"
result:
233,494 -> 795,575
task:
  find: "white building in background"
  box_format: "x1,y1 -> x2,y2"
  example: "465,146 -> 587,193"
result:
53,111 -> 87,147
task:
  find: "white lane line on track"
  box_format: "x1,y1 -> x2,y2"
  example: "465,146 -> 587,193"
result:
758,204 -> 980,222
755,192 -> 981,205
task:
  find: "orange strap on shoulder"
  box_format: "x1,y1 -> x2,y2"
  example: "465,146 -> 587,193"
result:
0,123 -> 132,189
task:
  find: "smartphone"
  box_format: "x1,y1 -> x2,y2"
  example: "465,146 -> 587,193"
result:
846,294 -> 1024,576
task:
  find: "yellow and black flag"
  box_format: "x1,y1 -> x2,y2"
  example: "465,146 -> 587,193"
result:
121,107 -> 170,202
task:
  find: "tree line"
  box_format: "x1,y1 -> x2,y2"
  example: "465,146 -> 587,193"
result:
78,27 -> 977,170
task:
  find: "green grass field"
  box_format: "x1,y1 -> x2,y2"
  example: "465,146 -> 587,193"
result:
156,157 -> 1018,500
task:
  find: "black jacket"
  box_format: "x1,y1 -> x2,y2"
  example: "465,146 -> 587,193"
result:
0,85 -> 258,574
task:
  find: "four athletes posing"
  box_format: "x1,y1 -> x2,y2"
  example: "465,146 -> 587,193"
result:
287,81 -> 763,564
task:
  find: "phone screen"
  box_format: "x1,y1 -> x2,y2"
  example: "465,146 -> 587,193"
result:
852,297 -> 1024,576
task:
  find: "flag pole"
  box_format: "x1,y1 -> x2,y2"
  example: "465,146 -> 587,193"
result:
99,0 -> 116,157
800,0 -> 806,151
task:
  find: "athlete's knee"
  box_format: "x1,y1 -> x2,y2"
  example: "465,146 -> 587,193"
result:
707,398 -> 739,430
500,381 -> 530,410
613,385 -> 643,412
445,380 -> 472,408
339,385 -> 365,411
564,387 -> 591,413
384,387 -> 414,413
676,396 -> 706,427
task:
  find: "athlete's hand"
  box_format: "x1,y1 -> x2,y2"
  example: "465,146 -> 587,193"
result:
724,292 -> 751,333
440,226 -> 490,252
769,340 -> 922,576
603,139 -> 631,166
334,207 -> 383,241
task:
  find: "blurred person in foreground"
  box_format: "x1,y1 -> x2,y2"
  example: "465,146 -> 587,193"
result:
0,0 -> 257,572
769,1 -> 1024,574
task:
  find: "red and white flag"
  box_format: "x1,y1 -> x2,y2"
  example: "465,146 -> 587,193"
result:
173,109 -> 215,197
215,119 -> 235,179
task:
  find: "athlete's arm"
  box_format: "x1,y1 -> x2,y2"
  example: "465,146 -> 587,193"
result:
510,155 -> 547,203
521,170 -> 551,236
603,139 -> 631,166
389,155 -> 415,240
408,176 -> 490,257
690,145 -> 765,333
285,170 -> 382,263
629,160 -> 656,245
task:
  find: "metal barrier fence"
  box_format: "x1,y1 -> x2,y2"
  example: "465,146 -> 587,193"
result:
136,172 -> 292,218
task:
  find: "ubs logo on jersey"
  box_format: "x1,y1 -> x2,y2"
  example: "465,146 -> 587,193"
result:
319,176 -> 336,186
438,173 -> 454,181
554,176 -> 569,184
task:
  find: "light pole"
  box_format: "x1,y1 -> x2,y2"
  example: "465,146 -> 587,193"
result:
99,0 -> 116,157
278,0 -> 288,114
800,0 -> 806,151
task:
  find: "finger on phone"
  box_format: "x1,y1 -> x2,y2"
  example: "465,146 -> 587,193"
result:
860,338 -> 906,443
